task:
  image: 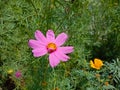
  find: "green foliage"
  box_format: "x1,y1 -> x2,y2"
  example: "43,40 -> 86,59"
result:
106,58 -> 120,89
0,0 -> 120,90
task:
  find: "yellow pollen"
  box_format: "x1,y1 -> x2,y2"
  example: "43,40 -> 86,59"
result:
47,43 -> 57,53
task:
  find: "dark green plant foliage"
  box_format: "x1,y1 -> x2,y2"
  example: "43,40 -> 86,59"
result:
0,0 -> 120,90
84,0 -> 120,61
106,59 -> 120,89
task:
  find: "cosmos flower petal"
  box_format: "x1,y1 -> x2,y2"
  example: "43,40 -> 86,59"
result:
46,30 -> 55,42
32,48 -> 47,57
49,53 -> 60,68
54,49 -> 70,62
55,33 -> 68,46
28,39 -> 45,49
58,46 -> 74,54
35,30 -> 47,44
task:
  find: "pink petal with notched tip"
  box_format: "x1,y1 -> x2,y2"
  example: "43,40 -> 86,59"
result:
54,49 -> 70,62
55,33 -> 68,46
28,39 -> 45,49
35,30 -> 47,44
49,53 -> 60,68
46,30 -> 55,42
32,48 -> 47,57
58,46 -> 74,54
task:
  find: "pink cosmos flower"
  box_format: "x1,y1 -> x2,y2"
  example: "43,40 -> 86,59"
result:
28,30 -> 74,68
15,71 -> 22,78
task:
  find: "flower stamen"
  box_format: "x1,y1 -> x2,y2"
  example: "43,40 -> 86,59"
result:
47,43 -> 57,53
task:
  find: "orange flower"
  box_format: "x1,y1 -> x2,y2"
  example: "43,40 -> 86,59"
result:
104,81 -> 109,86
90,58 -> 103,70
41,81 -> 47,86
52,87 -> 60,90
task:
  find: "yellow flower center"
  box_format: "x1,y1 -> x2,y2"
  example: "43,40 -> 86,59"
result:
47,43 -> 57,53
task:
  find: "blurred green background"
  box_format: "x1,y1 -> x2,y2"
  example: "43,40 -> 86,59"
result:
0,0 -> 120,90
